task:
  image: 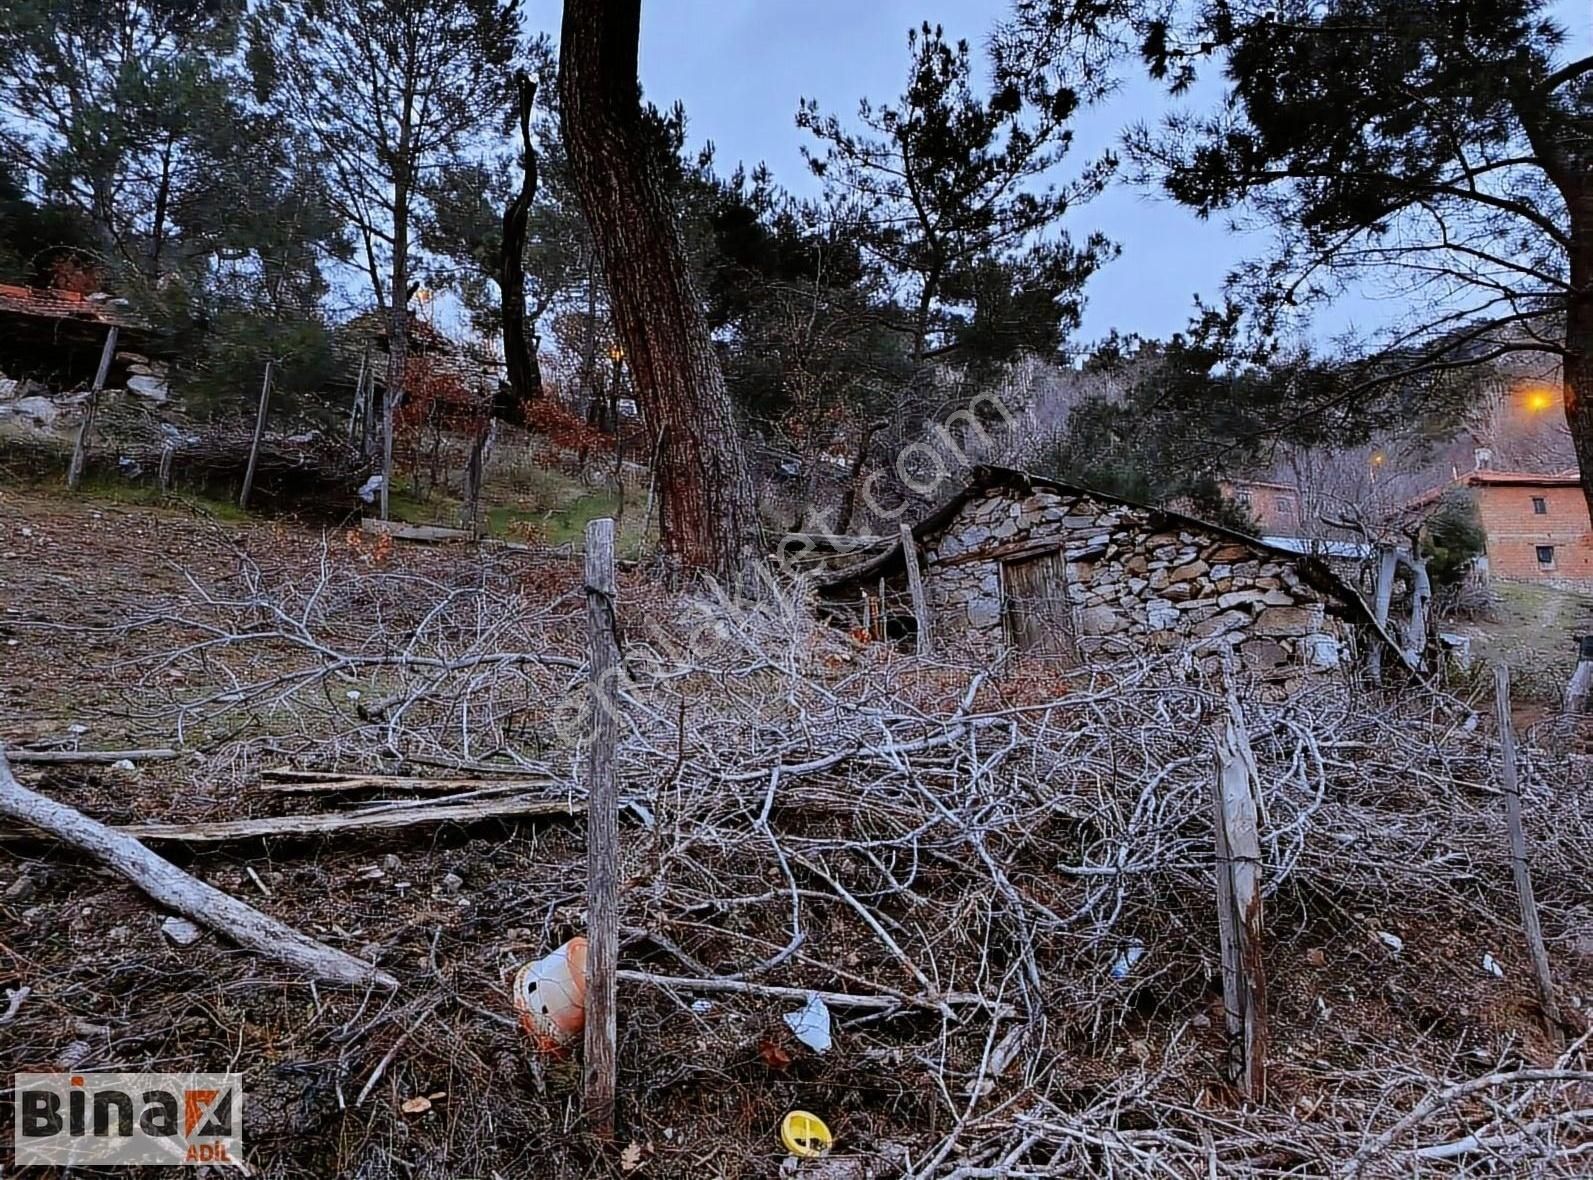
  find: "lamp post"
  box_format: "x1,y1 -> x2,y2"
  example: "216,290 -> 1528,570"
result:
607,344 -> 623,437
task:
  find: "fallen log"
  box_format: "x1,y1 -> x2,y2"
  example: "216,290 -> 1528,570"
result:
5,747 -> 180,765
119,794 -> 576,842
0,748 -> 395,989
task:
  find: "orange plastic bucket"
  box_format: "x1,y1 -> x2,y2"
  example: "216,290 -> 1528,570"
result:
512,936 -> 588,1052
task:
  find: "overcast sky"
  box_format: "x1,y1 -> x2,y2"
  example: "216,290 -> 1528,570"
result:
525,0 -> 1592,349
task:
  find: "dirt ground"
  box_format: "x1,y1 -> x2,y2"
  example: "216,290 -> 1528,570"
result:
1,486 -> 1589,1178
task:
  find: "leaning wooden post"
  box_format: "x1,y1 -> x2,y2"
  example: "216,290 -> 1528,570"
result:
1213,720 -> 1268,1101
66,324 -> 118,491
346,349 -> 369,444
899,522 -> 934,656
239,360 -> 275,510
1492,665 -> 1564,1042
583,517 -> 620,1136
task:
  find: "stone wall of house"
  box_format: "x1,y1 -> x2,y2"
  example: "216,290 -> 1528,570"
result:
913,485 -> 1354,675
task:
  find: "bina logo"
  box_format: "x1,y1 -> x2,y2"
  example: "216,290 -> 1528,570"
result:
13,1071 -> 243,1167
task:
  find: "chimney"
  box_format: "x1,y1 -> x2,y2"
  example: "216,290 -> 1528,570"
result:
1473,446 -> 1492,471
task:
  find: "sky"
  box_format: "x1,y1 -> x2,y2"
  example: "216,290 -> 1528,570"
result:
525,0 -> 1593,349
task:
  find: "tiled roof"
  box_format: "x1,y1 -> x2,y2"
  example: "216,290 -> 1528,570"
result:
1405,468 -> 1582,510
1465,468 -> 1580,486
0,284 -> 139,327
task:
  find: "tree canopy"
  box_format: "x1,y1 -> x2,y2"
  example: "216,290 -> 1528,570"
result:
999,0 -> 1593,508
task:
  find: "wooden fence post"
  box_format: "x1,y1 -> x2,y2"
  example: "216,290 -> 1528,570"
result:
239,361 -> 275,510
1213,719 -> 1268,1101
157,441 -> 175,494
583,517 -> 620,1137
900,522 -> 933,656
1492,665 -> 1563,1042
66,325 -> 118,491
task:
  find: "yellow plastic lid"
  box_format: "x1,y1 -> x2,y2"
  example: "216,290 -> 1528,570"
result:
780,1110 -> 833,1159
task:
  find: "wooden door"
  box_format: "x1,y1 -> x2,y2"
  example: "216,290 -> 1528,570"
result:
1002,551 -> 1077,660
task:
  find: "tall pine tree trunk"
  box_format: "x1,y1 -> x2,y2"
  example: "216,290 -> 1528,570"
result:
501,71 -> 542,417
1565,226 -> 1593,522
558,0 -> 762,579
382,123 -> 413,523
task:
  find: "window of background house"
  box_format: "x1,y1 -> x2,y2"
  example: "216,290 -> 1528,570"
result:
1537,545 -> 1556,566
1532,496 -> 1547,515
1235,490 -> 1252,506
1274,496 -> 1294,514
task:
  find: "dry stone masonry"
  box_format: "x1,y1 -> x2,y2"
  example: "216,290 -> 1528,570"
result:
913,483 -> 1354,679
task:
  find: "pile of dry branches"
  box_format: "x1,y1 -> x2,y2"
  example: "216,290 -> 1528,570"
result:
9,536 -> 1591,1177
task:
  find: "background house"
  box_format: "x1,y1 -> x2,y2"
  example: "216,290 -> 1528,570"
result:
1223,478 -> 1305,536
1416,466 -> 1593,585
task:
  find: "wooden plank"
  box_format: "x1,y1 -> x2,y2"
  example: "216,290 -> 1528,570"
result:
116,795 -> 575,842
900,522 -> 934,656
359,518 -> 474,544
935,535 -> 1066,568
4,747 -> 179,765
1493,665 -> 1564,1042
1001,551 -> 1077,661
258,773 -> 551,794
583,517 -> 620,1137
66,324 -> 118,491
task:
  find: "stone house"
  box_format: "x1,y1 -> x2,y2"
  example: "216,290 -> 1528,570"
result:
819,466 -> 1386,680
1413,467 -> 1593,587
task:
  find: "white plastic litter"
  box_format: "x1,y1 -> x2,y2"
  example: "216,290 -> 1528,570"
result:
1482,952 -> 1505,978
783,992 -> 832,1053
1377,931 -> 1404,954
1110,943 -> 1147,981
357,474 -> 384,503
690,999 -> 714,1015
110,758 -> 136,772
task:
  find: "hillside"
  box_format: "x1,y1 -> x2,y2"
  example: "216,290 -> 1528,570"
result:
1,487 -> 1588,1177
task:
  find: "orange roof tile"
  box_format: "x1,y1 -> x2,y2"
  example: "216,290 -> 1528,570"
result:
0,285 -> 135,326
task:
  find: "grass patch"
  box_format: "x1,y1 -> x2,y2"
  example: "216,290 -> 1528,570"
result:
55,475 -> 254,523
486,490 -> 651,550
1451,578 -> 1593,701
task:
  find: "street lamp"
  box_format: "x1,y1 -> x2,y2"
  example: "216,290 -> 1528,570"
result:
1521,384 -> 1556,414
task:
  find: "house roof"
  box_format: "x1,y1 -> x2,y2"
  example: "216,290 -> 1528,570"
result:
0,284 -> 140,329
1405,467 -> 1581,511
815,465 -> 1376,618
1466,468 -> 1580,486
343,309 -> 460,356
1223,478 -> 1302,494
